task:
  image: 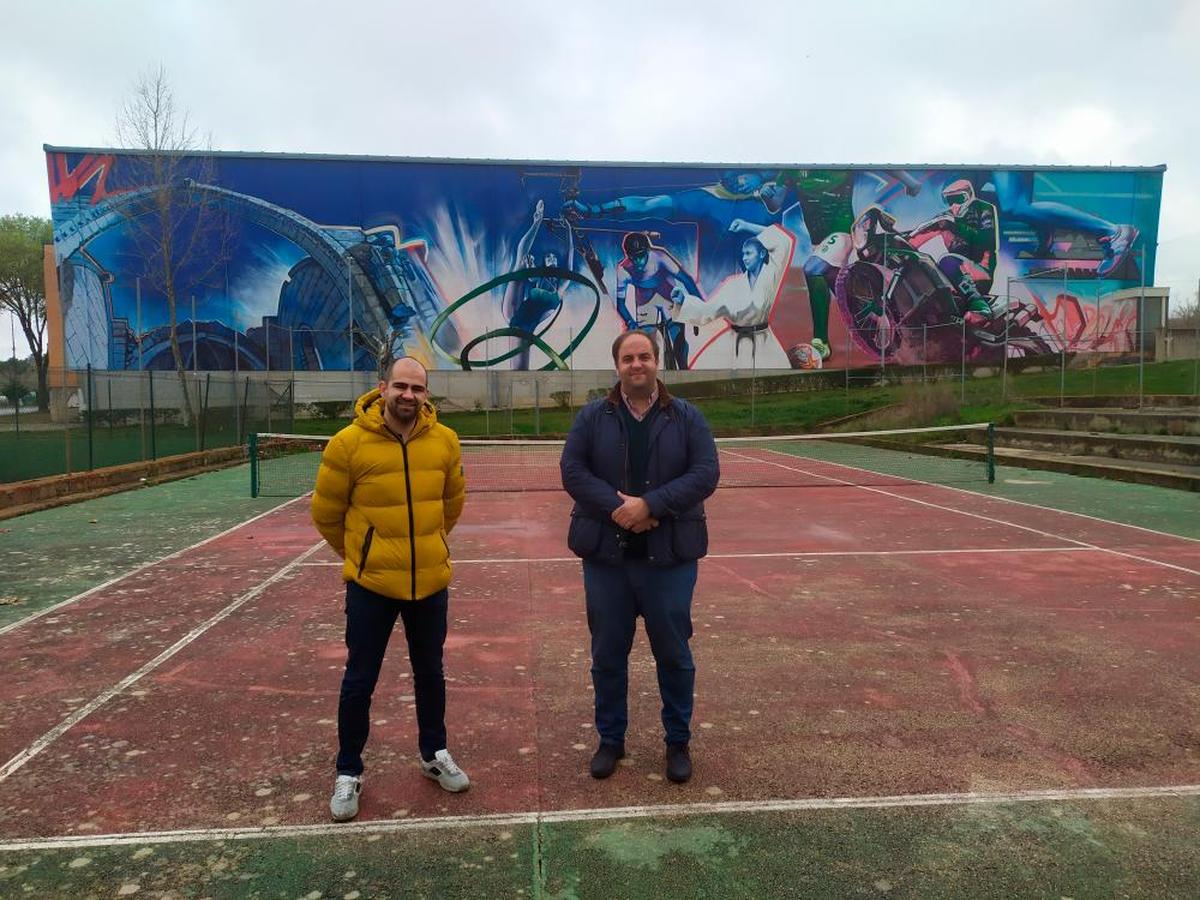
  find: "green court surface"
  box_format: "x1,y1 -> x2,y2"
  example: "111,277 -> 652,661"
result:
1,797 -> 1197,898
0,466 -> 285,629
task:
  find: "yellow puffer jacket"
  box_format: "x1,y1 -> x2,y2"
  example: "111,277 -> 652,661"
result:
311,389 -> 466,601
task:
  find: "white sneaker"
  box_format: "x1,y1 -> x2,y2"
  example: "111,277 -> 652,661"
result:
420,749 -> 470,792
330,774 -> 362,821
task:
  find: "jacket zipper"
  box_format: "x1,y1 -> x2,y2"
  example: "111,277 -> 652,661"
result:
400,439 -> 417,601
356,526 -> 375,579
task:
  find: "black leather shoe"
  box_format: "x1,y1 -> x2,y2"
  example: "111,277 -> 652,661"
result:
665,742 -> 692,783
589,742 -> 625,779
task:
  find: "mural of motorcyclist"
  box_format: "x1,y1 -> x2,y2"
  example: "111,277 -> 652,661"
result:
905,179 -> 998,325
810,200 -> 1054,361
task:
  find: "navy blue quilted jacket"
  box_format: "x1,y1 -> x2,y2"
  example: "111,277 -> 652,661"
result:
559,381 -> 719,565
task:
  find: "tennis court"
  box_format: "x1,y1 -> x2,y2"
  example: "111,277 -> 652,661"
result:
1,431 -> 1198,897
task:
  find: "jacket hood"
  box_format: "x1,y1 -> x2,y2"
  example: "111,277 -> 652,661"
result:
353,388 -> 438,438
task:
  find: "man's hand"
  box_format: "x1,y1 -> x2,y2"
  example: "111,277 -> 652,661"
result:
612,492 -> 654,530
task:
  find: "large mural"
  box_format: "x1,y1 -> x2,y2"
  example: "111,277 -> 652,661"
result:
45,148 -> 1164,372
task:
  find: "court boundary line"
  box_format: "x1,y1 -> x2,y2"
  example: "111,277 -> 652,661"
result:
0,541 -> 325,785
1,783 -> 1196,852
722,448 -> 1200,578
296,547 -> 1101,567
0,495 -> 308,639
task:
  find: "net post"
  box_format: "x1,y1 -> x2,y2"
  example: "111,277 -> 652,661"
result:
249,431 -> 259,498
986,423 -> 996,484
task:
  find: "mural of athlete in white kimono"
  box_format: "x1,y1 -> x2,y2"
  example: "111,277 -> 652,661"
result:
669,220 -> 796,369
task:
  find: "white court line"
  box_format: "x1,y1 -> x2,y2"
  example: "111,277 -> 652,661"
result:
0,783 -> 1197,852
299,547 -> 1101,567
0,495 -> 308,639
0,541 -> 325,785
723,449 -> 1200,578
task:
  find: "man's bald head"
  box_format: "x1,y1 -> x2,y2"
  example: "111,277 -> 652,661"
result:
381,356 -> 429,385
379,356 -> 430,432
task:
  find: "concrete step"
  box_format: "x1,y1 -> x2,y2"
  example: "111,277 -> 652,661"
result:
1011,408 -> 1200,436
943,442 -> 1200,492
993,427 -> 1200,467
1030,394 -> 1200,410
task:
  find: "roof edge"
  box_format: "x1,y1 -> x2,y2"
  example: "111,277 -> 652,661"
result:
41,145 -> 1169,174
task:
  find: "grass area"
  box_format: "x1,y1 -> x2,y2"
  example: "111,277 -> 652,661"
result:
4,360 -> 1197,482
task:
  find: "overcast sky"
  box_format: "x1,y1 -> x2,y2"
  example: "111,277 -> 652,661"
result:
3,0 -> 1199,357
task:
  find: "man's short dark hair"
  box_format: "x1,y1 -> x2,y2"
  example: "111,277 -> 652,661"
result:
611,329 -> 660,364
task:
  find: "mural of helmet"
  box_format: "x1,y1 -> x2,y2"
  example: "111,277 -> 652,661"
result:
621,231 -> 652,259
941,179 -> 975,217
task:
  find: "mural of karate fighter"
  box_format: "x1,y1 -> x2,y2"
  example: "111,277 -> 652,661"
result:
615,232 -> 703,370
669,220 -> 796,369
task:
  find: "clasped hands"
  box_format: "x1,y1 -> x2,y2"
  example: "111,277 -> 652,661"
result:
611,492 -> 659,533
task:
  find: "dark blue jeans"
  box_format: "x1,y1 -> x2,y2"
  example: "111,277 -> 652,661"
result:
336,581 -> 448,776
583,558 -> 697,746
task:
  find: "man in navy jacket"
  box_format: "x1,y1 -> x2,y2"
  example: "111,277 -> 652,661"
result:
560,330 -> 719,783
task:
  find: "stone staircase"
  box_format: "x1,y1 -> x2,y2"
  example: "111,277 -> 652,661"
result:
952,396 -> 1200,491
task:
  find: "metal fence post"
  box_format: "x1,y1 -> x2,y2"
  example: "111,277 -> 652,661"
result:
922,324 -> 928,384
86,363 -> 94,471
1060,343 -> 1066,407
191,294 -> 197,373
844,326 -> 851,414
201,372 -> 211,451
148,368 -> 157,460
750,352 -> 757,428
1137,247 -> 1146,408
960,316 -> 967,404
346,254 -> 354,375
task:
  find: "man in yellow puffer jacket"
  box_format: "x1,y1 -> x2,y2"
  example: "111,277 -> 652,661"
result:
312,357 -> 468,822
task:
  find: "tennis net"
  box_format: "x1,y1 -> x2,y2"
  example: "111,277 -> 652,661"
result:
249,423 -> 995,498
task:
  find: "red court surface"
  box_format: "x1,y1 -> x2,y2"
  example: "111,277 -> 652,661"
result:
0,462 -> 1197,842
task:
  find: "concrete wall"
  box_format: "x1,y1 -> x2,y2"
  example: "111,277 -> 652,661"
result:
1156,327 -> 1200,360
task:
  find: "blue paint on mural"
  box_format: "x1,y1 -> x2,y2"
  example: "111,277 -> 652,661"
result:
45,149 -> 1163,371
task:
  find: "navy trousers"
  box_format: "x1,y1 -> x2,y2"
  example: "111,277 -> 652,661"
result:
583,558 -> 697,746
336,581 -> 448,776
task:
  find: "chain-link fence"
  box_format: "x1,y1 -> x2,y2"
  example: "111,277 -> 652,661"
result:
4,333 -> 1197,485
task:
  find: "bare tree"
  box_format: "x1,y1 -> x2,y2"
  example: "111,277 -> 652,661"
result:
1168,286 -> 1199,328
0,214 -> 53,411
115,65 -> 235,424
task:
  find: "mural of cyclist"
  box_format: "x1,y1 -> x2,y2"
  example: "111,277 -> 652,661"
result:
615,231 -> 702,370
